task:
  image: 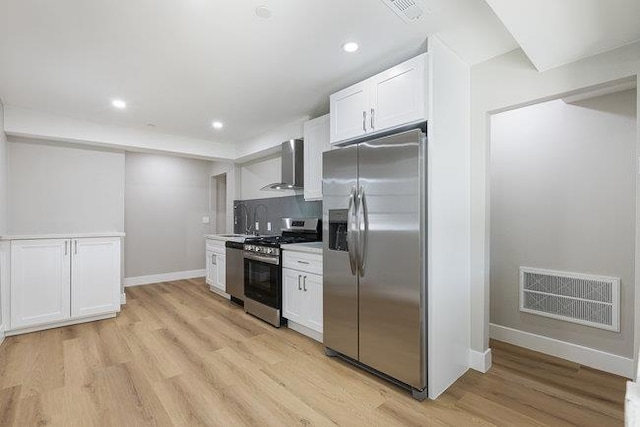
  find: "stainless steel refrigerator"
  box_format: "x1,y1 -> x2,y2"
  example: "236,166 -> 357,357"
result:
323,128 -> 427,400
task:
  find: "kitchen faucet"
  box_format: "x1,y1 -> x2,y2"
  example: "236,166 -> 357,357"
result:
234,203 -> 251,235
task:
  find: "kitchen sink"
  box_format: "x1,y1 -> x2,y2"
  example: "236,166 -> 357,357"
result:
218,234 -> 246,237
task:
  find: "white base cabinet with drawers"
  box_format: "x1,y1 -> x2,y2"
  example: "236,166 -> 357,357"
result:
282,250 -> 323,342
206,238 -> 227,296
1,235 -> 122,335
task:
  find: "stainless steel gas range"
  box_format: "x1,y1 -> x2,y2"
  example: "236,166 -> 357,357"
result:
243,218 -> 321,327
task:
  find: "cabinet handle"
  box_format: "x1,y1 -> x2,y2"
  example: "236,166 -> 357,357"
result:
362,111 -> 367,132
297,260 -> 309,265
74,240 -> 78,255
298,275 -> 302,290
303,276 -> 307,292
212,254 -> 217,265
65,241 -> 68,255
371,108 -> 375,130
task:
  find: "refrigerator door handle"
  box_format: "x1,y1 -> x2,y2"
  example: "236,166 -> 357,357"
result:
347,186 -> 358,275
357,186 -> 368,277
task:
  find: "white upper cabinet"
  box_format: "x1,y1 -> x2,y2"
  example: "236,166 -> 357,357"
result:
329,53 -> 428,145
71,237 -> 121,318
10,239 -> 71,329
329,81 -> 370,143
369,54 -> 427,132
303,114 -> 331,201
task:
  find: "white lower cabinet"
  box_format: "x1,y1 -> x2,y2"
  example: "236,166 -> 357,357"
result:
71,238 -> 121,318
9,236 -> 122,332
10,239 -> 71,329
206,239 -> 226,293
282,250 -> 323,342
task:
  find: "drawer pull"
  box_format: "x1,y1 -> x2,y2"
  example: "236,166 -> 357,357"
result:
297,260 -> 310,265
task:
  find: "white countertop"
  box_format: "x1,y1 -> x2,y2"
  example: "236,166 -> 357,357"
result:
0,232 -> 126,241
282,241 -> 323,255
204,234 -> 251,243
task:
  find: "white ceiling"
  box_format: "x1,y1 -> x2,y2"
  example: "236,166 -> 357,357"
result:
486,0 -> 640,71
0,0 -> 517,148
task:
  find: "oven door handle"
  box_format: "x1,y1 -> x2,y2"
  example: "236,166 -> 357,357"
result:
244,252 -> 280,265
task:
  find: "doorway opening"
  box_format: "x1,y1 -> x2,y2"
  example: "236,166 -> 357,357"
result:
210,173 -> 227,233
487,78 -> 638,376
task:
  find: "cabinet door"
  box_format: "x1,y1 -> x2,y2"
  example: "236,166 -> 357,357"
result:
282,269 -> 304,323
71,238 -> 121,318
206,250 -> 215,286
304,114 -> 330,201
329,80 -> 370,144
10,239 -> 71,329
303,273 -> 323,333
369,53 -> 427,133
215,253 -> 226,292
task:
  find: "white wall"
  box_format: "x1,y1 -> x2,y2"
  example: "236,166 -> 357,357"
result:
426,37 -> 472,397
210,160 -> 238,234
0,101 -> 7,235
7,138 -> 125,234
124,152 -> 212,278
238,153 -> 300,200
490,91 -> 637,357
470,41 -> 640,364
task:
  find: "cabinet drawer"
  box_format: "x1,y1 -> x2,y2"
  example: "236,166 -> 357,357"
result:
283,251 -> 322,275
206,239 -> 226,253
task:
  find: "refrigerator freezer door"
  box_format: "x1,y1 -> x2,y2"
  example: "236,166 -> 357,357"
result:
323,145 -> 359,360
357,129 -> 425,389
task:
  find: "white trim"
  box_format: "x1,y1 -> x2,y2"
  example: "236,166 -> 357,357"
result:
0,324 -> 5,346
490,323 -> 634,378
287,320 -> 323,343
120,292 -> 126,304
469,348 -> 492,373
208,285 -> 230,300
6,313 -> 115,336
123,269 -> 205,287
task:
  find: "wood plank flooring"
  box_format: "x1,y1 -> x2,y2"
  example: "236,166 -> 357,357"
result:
0,278 -> 627,426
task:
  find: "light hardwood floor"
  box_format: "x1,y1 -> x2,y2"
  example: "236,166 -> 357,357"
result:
0,278 -> 626,426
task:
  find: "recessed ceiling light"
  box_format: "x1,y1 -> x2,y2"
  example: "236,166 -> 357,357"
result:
112,99 -> 126,109
255,6 -> 271,18
212,121 -> 224,129
342,42 -> 359,53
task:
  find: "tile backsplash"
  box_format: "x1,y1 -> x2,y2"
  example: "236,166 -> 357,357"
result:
233,195 -> 322,235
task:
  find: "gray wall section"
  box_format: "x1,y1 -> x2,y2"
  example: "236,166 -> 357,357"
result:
233,195 -> 322,235
125,152 -> 212,278
490,90 -> 637,357
7,138 -> 125,234
0,102 -> 7,235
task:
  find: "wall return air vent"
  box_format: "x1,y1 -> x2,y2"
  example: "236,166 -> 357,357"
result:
519,267 -> 620,331
381,0 -> 426,23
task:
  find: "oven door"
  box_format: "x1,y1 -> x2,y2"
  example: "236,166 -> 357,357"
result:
244,254 -> 281,309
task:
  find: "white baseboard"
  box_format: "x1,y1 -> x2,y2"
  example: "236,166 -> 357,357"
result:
287,320 -> 323,343
120,292 -> 127,304
208,285 -> 230,300
469,348 -> 492,373
0,324 -> 5,346
490,323 -> 634,378
123,269 -> 206,287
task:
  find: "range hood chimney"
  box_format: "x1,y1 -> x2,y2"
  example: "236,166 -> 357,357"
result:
261,139 -> 304,191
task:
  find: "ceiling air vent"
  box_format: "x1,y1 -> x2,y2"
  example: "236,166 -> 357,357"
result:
381,0 -> 426,23
519,267 -> 620,331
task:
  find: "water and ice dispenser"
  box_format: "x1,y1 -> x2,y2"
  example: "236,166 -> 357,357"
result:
328,209 -> 349,252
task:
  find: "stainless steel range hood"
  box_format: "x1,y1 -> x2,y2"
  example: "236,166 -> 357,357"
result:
261,139 -> 304,191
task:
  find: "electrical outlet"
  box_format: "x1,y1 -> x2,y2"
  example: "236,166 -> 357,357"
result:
255,221 -> 260,230
202,216 -> 210,224
267,222 -> 272,231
